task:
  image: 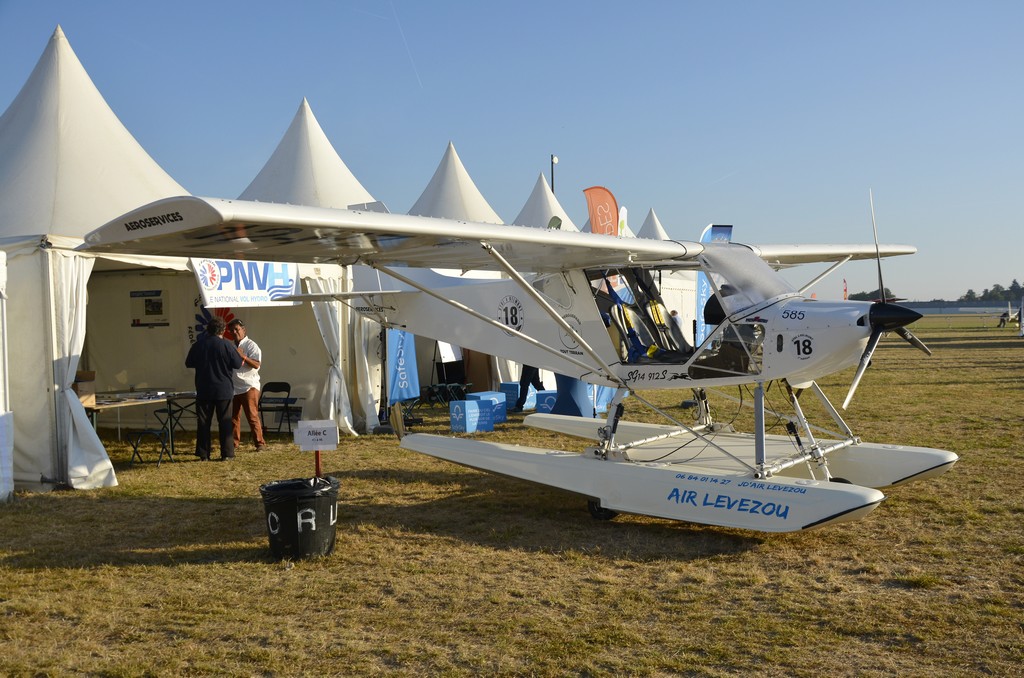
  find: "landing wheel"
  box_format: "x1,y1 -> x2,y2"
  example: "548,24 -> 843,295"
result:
587,498 -> 618,521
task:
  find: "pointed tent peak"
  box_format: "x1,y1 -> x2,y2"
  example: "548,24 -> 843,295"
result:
408,141 -> 502,223
0,25 -> 186,239
637,208 -> 670,240
512,172 -> 579,231
239,98 -> 374,209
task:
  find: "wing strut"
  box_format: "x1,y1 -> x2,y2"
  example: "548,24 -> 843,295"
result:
798,256 -> 852,294
480,242 -> 626,388
783,382 -> 832,480
754,382 -> 767,474
370,263 -> 617,382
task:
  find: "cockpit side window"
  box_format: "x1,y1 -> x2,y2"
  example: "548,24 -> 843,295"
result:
688,323 -> 765,379
531,273 -> 573,310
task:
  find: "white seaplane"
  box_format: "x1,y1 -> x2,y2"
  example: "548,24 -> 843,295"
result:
81,196 -> 958,533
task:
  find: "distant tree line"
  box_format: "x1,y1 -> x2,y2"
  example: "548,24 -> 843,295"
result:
848,288 -> 894,301
848,280 -> 1022,303
958,280 -> 1022,303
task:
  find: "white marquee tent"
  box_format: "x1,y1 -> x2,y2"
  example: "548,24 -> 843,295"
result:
511,173 -> 579,232
0,28 -> 351,491
239,98 -> 374,209
0,26 -> 190,490
408,142 -> 503,224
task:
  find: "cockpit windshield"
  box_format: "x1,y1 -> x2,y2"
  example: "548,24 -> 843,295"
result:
700,244 -> 795,317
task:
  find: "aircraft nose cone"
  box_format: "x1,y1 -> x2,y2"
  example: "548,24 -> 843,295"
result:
869,302 -> 922,331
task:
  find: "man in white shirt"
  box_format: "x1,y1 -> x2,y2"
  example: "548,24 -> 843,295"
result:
227,319 -> 266,451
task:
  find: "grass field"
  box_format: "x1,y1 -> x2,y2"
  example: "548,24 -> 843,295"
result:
1,317 -> 1021,676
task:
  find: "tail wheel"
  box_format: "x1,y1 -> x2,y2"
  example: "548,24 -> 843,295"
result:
587,498 -> 618,521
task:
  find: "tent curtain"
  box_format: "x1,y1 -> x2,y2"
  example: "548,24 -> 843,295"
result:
351,316 -> 382,433
303,275 -> 357,436
0,252 -> 10,500
50,249 -> 116,488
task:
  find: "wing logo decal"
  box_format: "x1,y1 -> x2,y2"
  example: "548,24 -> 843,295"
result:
559,314 -> 582,350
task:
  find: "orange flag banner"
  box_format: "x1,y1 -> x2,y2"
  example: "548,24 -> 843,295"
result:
584,186 -> 619,236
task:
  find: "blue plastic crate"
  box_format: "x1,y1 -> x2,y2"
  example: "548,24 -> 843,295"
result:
449,400 -> 494,433
533,390 -> 558,414
466,391 -> 507,423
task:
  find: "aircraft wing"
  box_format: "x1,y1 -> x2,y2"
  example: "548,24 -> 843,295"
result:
748,243 -> 917,267
80,196 -> 918,272
79,196 -> 700,272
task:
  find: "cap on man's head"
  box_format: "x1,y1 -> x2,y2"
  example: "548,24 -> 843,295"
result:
228,319 -> 244,328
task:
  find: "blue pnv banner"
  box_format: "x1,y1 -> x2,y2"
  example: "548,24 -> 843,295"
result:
694,225 -> 733,346
190,258 -> 301,308
387,329 -> 420,405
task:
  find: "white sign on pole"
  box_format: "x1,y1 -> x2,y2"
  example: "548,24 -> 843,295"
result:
294,420 -> 339,451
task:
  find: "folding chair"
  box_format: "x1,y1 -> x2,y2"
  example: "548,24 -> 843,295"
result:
129,428 -> 171,467
259,382 -> 295,435
154,394 -> 196,460
421,384 -> 448,407
445,382 -> 472,402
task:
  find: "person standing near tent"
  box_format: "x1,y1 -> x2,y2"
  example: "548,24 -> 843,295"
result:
186,316 -> 243,461
227,318 -> 266,452
512,365 -> 545,413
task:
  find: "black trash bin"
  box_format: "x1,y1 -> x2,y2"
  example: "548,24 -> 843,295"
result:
259,476 -> 340,559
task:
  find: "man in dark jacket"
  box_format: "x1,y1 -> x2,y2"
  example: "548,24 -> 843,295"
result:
512,365 -> 545,412
186,316 -> 244,460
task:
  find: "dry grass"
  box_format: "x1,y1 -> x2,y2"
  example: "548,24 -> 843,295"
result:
1,316 -> 1022,676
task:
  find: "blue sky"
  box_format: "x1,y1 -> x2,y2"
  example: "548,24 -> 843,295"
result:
1,1 -> 1021,301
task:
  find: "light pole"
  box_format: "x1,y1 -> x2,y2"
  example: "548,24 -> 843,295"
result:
550,154 -> 558,194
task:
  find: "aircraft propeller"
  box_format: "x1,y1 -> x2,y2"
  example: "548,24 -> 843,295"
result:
842,192 -> 932,409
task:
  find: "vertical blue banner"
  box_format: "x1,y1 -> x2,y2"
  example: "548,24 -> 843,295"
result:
694,225 -> 733,346
387,329 -> 420,405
